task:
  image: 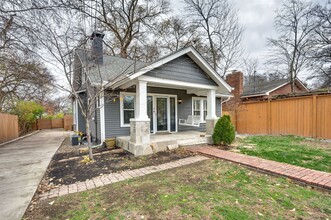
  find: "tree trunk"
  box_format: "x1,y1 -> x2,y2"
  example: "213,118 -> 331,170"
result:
85,119 -> 93,160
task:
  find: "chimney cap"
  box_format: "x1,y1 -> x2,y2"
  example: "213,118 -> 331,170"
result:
90,31 -> 105,40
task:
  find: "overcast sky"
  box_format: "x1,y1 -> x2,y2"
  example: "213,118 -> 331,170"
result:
170,0 -> 283,73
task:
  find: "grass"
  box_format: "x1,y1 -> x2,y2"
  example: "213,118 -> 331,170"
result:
25,159 -> 331,219
238,135 -> 331,172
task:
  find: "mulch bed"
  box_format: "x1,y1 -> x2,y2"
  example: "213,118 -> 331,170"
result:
42,138 -> 196,187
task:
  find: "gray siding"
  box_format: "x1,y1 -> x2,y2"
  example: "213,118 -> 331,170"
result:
104,95 -> 130,138
145,55 -> 217,86
104,87 -> 222,138
77,93 -> 86,134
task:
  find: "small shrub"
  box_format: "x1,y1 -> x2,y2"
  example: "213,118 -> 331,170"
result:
212,115 -> 235,146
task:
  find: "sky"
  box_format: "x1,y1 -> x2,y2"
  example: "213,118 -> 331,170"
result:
169,0 -> 282,73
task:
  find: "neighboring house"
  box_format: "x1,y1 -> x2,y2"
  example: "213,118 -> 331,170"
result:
72,32 -> 232,155
223,71 -> 309,111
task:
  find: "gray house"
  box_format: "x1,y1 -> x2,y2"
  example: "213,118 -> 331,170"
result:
73,32 -> 232,155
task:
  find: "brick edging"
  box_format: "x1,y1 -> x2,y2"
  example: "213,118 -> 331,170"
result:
39,155 -> 209,200
189,147 -> 331,191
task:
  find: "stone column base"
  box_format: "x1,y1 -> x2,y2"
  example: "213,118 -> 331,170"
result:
129,119 -> 151,156
206,118 -> 219,144
127,142 -> 153,156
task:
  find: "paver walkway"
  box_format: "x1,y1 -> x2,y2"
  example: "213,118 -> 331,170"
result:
189,146 -> 331,190
39,155 -> 209,200
0,129 -> 70,220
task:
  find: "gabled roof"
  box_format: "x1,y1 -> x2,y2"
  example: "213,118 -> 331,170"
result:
76,46 -> 232,94
242,78 -> 308,98
110,46 -> 232,92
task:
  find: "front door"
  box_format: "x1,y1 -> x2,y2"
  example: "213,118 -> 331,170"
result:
156,97 -> 168,131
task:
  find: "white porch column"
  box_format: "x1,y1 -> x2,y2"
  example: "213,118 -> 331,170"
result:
206,89 -> 218,138
135,80 -> 149,120
129,80 -> 152,156
206,89 -> 217,120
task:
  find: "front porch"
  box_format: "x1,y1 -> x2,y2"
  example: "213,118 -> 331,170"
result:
116,131 -> 208,155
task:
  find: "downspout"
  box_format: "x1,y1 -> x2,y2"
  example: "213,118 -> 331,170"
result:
221,97 -> 231,104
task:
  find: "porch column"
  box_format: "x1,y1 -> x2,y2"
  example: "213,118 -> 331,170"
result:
206,89 -> 218,138
129,80 -> 152,156
135,80 -> 148,120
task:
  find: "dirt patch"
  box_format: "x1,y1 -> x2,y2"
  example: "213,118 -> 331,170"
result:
300,139 -> 331,151
43,138 -> 196,186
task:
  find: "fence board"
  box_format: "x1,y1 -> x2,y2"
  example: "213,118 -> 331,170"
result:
63,115 -> 73,131
0,113 -> 19,143
234,94 -> 331,139
51,118 -> 64,129
316,95 -> 331,139
236,102 -> 268,134
37,119 -> 52,130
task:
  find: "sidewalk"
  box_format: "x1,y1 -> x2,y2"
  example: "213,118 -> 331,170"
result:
189,146 -> 331,190
39,155 -> 209,200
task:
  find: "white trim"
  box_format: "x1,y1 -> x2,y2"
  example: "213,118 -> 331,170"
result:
266,82 -> 290,95
138,75 -> 219,90
296,79 -> 309,91
119,92 -> 178,132
192,97 -> 207,123
99,92 -> 106,142
120,92 -> 135,127
111,47 -> 232,92
241,93 -> 268,98
74,100 -> 79,131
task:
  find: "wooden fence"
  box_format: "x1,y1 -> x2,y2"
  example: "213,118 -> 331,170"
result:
37,115 -> 73,131
0,113 -> 19,144
232,94 -> 331,139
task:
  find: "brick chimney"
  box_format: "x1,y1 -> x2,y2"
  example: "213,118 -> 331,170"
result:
90,31 -> 105,65
223,70 -> 244,111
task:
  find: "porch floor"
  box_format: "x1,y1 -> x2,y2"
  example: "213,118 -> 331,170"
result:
116,131 -> 208,154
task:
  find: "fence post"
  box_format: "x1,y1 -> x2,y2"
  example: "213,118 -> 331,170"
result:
312,95 -> 317,138
267,99 -> 271,134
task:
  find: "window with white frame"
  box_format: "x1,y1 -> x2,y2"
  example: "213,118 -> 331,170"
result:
192,97 -> 207,122
122,94 -> 135,125
193,99 -> 200,116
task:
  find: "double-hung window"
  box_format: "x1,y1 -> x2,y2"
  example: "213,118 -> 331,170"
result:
192,97 -> 207,122
121,94 -> 135,126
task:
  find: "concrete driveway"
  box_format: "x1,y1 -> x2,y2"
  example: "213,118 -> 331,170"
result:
0,129 -> 70,220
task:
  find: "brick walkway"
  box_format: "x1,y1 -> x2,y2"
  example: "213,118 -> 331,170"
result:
189,146 -> 331,190
39,155 -> 208,200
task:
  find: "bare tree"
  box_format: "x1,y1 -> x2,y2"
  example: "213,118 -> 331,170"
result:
183,0 -> 244,77
153,17 -> 203,54
308,3 -> 331,88
58,0 -> 170,59
243,57 -> 259,85
267,0 -> 317,92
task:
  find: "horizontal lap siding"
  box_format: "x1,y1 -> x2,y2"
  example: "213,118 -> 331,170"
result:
105,96 -> 130,138
104,87 -> 222,138
145,55 -> 217,86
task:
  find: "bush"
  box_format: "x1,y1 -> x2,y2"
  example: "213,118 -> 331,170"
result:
212,115 -> 235,146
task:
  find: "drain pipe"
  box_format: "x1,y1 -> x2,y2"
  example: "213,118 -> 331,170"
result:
221,96 -> 231,104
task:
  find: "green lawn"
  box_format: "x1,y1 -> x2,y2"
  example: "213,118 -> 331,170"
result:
25,159 -> 331,220
238,135 -> 331,172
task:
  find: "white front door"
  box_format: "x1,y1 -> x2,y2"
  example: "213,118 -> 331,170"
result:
151,95 -> 177,133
